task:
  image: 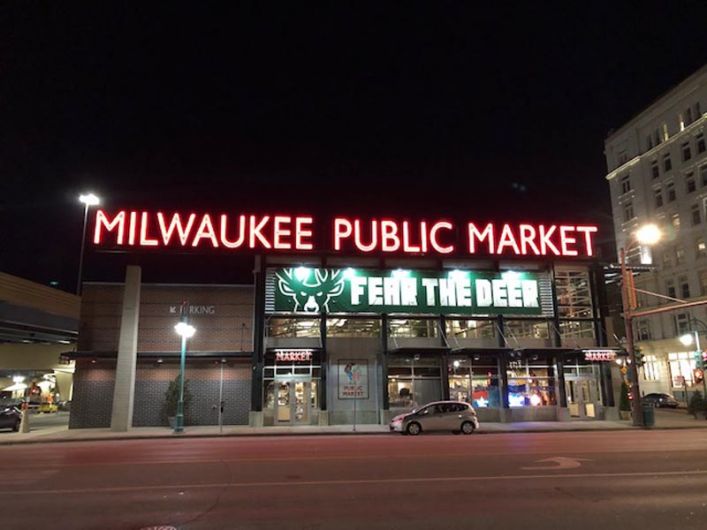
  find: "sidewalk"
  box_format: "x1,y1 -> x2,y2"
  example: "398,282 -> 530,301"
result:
3,409 -> 707,445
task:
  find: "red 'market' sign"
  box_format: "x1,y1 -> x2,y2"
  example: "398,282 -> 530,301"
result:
91,209 -> 599,258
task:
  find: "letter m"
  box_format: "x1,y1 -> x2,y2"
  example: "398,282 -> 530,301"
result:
94,210 -> 126,245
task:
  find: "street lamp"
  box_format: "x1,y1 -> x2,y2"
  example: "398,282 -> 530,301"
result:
174,317 -> 195,433
620,223 -> 661,427
77,193 -> 101,295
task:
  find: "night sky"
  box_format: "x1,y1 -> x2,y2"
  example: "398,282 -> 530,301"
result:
2,2 -> 706,289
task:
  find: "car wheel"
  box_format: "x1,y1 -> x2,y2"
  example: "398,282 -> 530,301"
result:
461,421 -> 475,435
406,422 -> 422,436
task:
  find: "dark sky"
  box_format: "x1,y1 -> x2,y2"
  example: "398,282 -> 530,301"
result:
1,2 -> 706,289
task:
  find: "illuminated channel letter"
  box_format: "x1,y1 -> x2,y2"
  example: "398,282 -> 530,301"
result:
157,212 -> 196,246
333,218 -> 353,251
430,221 -> 454,254
93,210 -> 126,245
467,223 -> 494,254
295,217 -> 314,250
220,214 -> 246,248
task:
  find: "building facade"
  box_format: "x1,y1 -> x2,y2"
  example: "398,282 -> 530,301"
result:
68,254 -> 622,428
605,64 -> 707,401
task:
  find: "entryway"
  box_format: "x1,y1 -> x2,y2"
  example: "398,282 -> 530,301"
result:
565,377 -> 601,419
275,378 -> 316,425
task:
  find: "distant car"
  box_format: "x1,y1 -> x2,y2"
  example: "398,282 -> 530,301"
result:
389,401 -> 479,435
642,393 -> 679,408
0,406 -> 21,432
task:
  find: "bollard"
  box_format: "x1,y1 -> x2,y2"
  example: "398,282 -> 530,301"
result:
20,402 -> 30,433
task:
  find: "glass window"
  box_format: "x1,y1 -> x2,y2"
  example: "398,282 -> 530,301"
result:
668,352 -> 696,387
623,202 -> 634,222
642,355 -> 660,382
666,279 -> 676,299
620,175 -> 631,194
555,269 -> 594,318
663,153 -> 672,172
559,320 -> 595,340
697,240 -> 707,260
686,173 -> 696,193
506,358 -> 556,407
651,160 -> 659,178
666,181 -> 676,201
266,318 -> 320,338
326,318 -> 380,337
446,319 -> 496,339
388,319 -> 438,338
671,213 -> 680,230
675,313 -> 691,335
647,136 -> 654,150
679,277 -> 690,299
637,320 -> 652,341
699,270 -> 707,295
676,246 -> 686,264
504,319 -> 550,339
682,142 -> 692,162
662,249 -> 674,269
692,205 -> 702,226
654,188 -> 663,208
448,357 -> 501,408
701,166 -> 707,187
697,133 -> 705,154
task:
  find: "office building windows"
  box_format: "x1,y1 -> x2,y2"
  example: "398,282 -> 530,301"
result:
682,142 -> 692,162
697,133 -> 706,154
666,181 -> 676,202
651,160 -> 659,179
675,313 -> 691,335
671,213 -> 680,229
643,354 -> 660,382
701,165 -> 707,187
647,136 -> 654,150
676,246 -> 686,264
662,123 -> 669,141
697,239 -> 707,259
637,320 -> 652,342
692,204 -> 702,226
623,202 -> 635,222
666,279 -> 676,299
654,188 -> 663,208
663,153 -> 672,172
700,269 -> 707,295
686,173 -> 696,193
679,276 -> 690,299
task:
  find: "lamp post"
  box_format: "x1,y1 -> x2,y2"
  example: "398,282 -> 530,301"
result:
77,193 -> 100,295
620,223 -> 661,427
174,310 -> 196,434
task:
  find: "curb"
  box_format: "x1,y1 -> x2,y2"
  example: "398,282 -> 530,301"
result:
2,423 -> 707,446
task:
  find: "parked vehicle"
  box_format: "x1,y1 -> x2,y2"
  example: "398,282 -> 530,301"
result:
642,393 -> 679,408
389,401 -> 479,435
0,406 -> 22,432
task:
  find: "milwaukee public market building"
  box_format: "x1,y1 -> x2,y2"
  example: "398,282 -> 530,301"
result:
67,209 -> 622,429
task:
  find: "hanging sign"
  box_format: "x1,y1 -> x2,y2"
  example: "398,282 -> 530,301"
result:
274,349 -> 313,362
269,267 -> 553,316
583,349 -> 617,362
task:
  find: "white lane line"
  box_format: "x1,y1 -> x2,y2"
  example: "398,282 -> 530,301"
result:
0,469 -> 706,496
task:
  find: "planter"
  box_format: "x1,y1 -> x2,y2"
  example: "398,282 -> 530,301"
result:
619,411 -> 631,421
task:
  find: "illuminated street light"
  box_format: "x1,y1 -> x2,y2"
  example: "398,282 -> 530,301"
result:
679,333 -> 694,347
635,223 -> 661,246
173,307 -> 195,433
77,192 -> 101,295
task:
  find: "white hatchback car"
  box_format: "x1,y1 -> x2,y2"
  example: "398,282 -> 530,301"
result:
389,400 -> 479,435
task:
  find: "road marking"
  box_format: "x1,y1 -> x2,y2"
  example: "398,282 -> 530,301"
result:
522,457 -> 592,470
0,469 -> 706,496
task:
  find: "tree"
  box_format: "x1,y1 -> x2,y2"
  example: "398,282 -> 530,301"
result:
687,391 -> 704,419
619,382 -> 631,412
162,374 -> 192,425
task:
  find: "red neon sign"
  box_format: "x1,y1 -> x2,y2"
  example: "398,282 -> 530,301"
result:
92,210 -> 598,258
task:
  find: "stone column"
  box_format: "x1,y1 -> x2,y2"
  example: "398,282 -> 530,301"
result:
110,266 -> 141,432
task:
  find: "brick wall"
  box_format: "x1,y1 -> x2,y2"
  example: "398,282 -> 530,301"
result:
69,359 -> 251,428
79,283 -> 254,353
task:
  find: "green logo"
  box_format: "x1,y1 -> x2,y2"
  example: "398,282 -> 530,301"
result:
275,268 -> 345,313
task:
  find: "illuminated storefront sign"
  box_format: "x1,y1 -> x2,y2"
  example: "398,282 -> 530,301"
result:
583,349 -> 617,362
91,209 -> 598,258
267,267 -> 554,316
274,349 -> 313,362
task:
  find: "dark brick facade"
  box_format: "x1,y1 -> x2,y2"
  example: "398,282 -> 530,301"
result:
70,359 -> 251,428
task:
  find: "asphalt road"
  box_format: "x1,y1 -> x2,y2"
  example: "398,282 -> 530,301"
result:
2,429 -> 707,530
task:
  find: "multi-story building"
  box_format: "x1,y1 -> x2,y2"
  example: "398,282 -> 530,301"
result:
606,64 -> 707,402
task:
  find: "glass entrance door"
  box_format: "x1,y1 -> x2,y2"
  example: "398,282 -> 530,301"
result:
566,378 -> 600,418
275,379 -> 311,425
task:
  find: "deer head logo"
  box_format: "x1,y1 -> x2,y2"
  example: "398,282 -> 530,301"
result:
276,268 -> 346,312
